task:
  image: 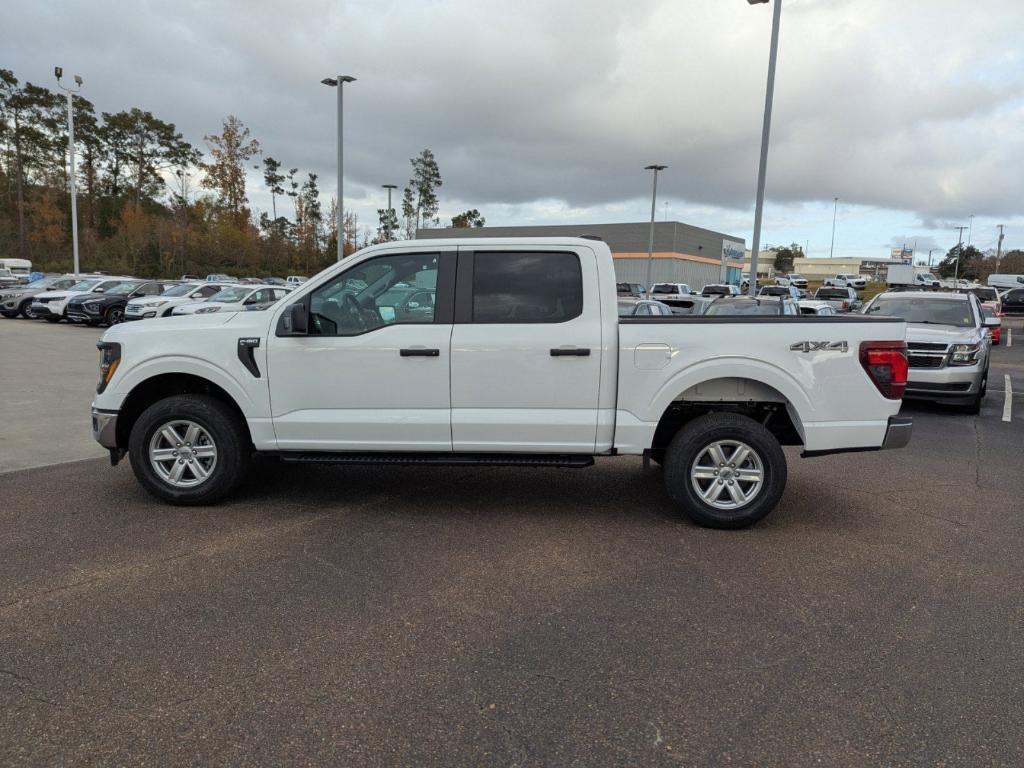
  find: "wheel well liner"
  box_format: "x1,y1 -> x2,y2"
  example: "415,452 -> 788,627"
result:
115,373 -> 251,449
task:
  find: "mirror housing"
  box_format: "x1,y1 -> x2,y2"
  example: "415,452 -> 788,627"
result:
94,287 -> 105,293
983,316 -> 1001,328
280,302 -> 308,335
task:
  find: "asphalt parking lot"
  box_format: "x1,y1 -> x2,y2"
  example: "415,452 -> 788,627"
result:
1,318 -> 1023,766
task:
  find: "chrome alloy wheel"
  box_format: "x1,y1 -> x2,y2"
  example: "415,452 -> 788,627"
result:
148,420 -> 218,488
690,439 -> 764,510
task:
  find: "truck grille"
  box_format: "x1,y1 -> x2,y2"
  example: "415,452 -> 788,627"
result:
907,354 -> 945,368
907,342 -> 948,351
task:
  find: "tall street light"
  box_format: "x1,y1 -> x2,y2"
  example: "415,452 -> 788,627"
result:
829,196 -> 838,259
745,0 -> 782,296
55,67 -> 83,274
321,74 -> 356,262
643,164 -> 667,292
382,183 -> 397,241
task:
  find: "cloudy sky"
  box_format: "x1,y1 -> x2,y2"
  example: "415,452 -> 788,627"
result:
6,0 -> 1023,260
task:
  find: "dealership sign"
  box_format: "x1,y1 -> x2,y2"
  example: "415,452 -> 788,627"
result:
722,240 -> 745,262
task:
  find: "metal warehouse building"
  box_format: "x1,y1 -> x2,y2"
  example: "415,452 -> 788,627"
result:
416,222 -> 746,289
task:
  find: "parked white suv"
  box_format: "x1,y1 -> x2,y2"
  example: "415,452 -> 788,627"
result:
124,282 -> 228,320
92,237 -> 912,529
170,284 -> 292,315
30,277 -> 134,323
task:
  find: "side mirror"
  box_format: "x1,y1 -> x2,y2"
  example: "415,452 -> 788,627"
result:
94,287 -> 105,293
281,302 -> 308,335
983,316 -> 1000,328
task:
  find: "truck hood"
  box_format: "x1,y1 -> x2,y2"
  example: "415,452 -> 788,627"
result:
33,289 -> 86,300
905,323 -> 981,345
101,308 -> 270,342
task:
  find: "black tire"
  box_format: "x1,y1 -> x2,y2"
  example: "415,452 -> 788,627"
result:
663,413 -> 787,529
105,306 -> 124,325
128,394 -> 251,505
960,370 -> 987,414
44,315 -> 62,323
20,300 -> 37,319
1,310 -> 17,319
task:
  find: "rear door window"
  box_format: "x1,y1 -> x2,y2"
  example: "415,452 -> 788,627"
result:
472,252 -> 582,323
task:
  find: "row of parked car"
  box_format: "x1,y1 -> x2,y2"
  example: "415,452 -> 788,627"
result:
0,273 -> 297,326
617,281 -> 862,317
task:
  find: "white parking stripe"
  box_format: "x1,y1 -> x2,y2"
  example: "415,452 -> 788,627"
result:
1007,328 -> 1012,347
1004,375 -> 1013,423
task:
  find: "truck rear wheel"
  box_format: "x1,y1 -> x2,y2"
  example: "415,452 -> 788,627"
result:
663,413 -> 787,529
128,394 -> 251,505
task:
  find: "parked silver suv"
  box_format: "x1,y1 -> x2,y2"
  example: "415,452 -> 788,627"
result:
863,291 -> 995,413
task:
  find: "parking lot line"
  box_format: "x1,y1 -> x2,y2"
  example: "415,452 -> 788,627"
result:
1005,375 -> 1013,423
1007,328 -> 1012,347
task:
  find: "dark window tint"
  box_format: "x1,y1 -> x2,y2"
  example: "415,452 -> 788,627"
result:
472,252 -> 582,323
198,285 -> 220,297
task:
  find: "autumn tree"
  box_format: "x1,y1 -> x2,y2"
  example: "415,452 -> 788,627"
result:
402,148 -> 442,232
400,185 -> 416,239
262,155 -> 285,222
201,115 -> 260,223
375,206 -> 399,242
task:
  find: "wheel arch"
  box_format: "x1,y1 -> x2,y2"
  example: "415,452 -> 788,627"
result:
115,372 -> 252,450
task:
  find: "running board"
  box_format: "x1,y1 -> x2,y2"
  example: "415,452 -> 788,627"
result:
278,452 -> 594,468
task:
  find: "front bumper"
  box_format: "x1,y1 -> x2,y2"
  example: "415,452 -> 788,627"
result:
30,303 -> 59,318
905,364 -> 985,401
92,408 -> 119,449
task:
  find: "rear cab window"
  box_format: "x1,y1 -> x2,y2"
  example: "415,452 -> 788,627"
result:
471,252 -> 582,323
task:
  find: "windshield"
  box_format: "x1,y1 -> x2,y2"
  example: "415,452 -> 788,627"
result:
652,284 -> 679,293
207,286 -> 249,302
107,282 -> 143,295
23,277 -> 59,290
816,289 -> 849,299
705,300 -> 780,316
969,288 -> 997,301
865,296 -> 974,327
161,283 -> 201,297
67,279 -> 101,292
760,287 -> 789,296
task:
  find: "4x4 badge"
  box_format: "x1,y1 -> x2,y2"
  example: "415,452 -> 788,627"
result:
790,341 -> 849,353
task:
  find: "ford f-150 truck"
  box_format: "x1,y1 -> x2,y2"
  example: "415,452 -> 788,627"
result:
91,238 -> 912,528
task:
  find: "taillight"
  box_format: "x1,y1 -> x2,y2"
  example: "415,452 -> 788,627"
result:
842,300 -> 850,311
859,341 -> 908,400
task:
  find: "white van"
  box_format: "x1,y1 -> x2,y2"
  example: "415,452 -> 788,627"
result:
0,258 -> 32,283
987,274 -> 1024,290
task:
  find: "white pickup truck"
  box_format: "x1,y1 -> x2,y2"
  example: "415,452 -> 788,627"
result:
91,238 -> 912,528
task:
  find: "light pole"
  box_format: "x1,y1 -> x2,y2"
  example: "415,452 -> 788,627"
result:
967,214 -> 974,246
55,67 -> 83,274
829,196 -> 838,259
953,226 -> 967,284
321,74 -> 356,261
643,164 -> 667,292
382,184 -> 397,241
745,0 -> 782,296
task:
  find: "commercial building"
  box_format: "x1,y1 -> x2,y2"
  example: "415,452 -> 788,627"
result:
417,222 -> 746,289
741,253 -> 910,282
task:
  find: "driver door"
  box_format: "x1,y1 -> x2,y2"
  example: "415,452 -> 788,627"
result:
266,250 -> 455,452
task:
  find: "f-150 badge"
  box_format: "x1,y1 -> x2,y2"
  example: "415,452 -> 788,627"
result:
790,341 -> 849,353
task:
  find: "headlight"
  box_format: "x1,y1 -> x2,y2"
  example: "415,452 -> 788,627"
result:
96,341 -> 122,394
195,306 -> 221,314
950,343 -> 981,365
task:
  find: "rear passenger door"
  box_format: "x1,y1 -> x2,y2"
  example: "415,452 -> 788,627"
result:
449,247 -> 602,453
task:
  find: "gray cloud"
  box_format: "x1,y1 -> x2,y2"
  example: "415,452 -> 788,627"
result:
5,0 -> 1023,231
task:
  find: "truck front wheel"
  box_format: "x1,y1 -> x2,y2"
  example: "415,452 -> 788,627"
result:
128,394 -> 251,505
663,413 -> 787,529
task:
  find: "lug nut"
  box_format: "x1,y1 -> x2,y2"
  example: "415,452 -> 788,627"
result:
178,459 -> 184,464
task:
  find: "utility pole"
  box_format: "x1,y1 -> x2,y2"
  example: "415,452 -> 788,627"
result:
996,224 -> 1004,271
321,74 -> 356,261
953,226 -> 967,283
55,68 -> 83,274
382,184 -> 397,241
967,214 -> 974,246
746,0 -> 783,295
643,164 -> 667,292
829,196 -> 838,259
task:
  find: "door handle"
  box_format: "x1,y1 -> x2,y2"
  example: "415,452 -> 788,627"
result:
400,348 -> 440,357
550,347 -> 591,357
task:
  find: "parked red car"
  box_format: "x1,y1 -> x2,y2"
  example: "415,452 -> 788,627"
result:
982,305 -> 1002,345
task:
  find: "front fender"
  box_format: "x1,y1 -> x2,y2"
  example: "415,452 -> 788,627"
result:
109,354 -> 262,418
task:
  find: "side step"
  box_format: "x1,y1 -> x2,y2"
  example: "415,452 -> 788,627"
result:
278,452 -> 595,468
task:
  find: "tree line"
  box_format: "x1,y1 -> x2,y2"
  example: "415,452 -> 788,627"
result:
0,67 -> 486,279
